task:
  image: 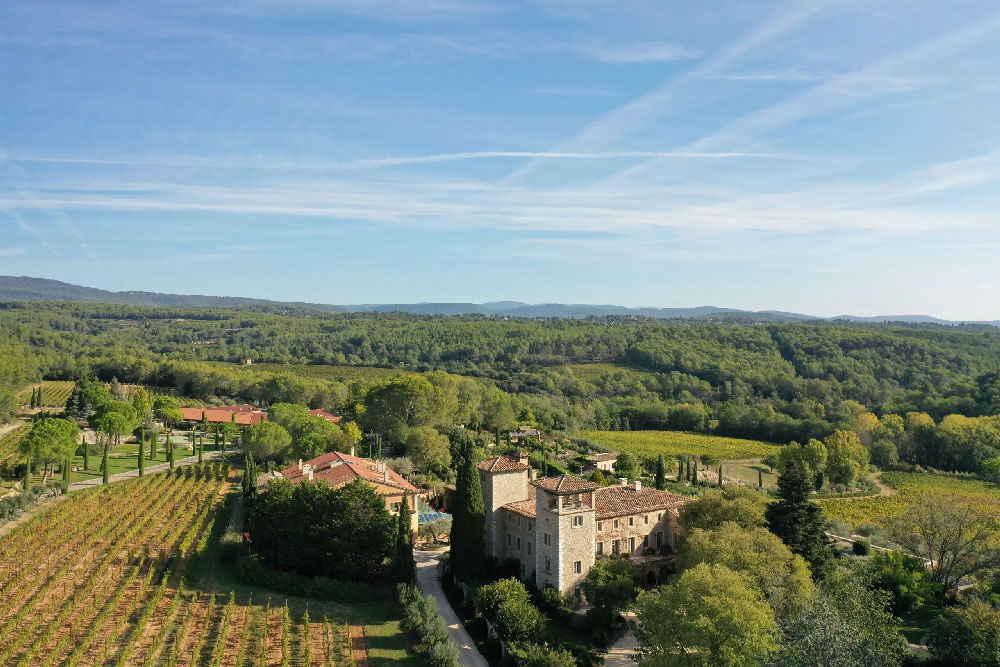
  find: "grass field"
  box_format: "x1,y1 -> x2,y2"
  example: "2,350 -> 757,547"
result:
207,361 -> 419,381
0,467 -> 414,665
16,381 -> 76,408
818,471 -> 1000,528
578,430 -> 782,461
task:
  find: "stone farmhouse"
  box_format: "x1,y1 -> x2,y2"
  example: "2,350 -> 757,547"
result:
583,452 -> 619,472
278,450 -> 419,535
478,455 -> 690,594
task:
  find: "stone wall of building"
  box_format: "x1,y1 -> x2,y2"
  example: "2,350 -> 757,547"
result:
595,508 -> 682,558
534,491 -> 597,594
481,468 -> 529,560
499,509 -> 536,579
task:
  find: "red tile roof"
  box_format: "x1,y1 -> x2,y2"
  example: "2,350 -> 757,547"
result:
280,451 -> 418,494
308,409 -> 341,423
587,453 -> 619,462
476,456 -> 530,473
178,407 -> 264,425
531,474 -> 600,494
594,485 -> 690,520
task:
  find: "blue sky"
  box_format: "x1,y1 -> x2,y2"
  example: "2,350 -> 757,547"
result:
2,0 -> 1000,319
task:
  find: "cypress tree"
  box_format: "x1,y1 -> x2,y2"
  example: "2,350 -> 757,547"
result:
23,453 -> 31,490
393,493 -> 416,583
214,425 -> 220,451
691,459 -> 698,485
167,433 -> 174,469
149,430 -> 157,461
758,468 -> 763,489
766,460 -> 833,579
718,465 -> 724,487
29,387 -> 36,409
82,435 -> 89,471
36,386 -> 43,407
242,452 -> 258,504
655,454 -> 666,490
677,456 -> 684,482
138,432 -> 145,477
63,456 -> 71,484
452,438 -> 486,583
102,444 -> 109,485
198,436 -> 203,463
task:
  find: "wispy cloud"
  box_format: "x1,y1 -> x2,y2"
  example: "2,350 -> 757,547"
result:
707,69 -> 819,82
0,247 -> 29,257
524,87 -> 615,96
588,42 -> 698,64
10,150 -> 802,172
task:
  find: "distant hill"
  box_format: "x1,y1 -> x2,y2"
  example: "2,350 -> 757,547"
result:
1,276 -> 996,325
0,276 -> 345,312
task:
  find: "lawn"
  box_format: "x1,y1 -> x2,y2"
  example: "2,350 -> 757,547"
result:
818,471 -> 1000,528
578,430 -> 782,461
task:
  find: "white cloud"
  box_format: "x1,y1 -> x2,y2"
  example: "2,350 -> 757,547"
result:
588,42 -> 698,64
707,69 -> 819,82
0,247 -> 28,257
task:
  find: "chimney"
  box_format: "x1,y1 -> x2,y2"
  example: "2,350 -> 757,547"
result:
384,467 -> 390,483
633,480 -> 642,492
298,459 -> 303,471
307,468 -> 314,481
529,469 -> 538,481
350,446 -> 355,457
619,478 -> 628,486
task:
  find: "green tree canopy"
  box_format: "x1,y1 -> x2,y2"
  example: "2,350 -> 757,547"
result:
634,563 -> 778,667
244,421 -> 292,462
680,485 -> 768,533
927,600 -> 1000,667
20,417 -> 81,465
405,426 -> 452,476
766,460 -> 833,578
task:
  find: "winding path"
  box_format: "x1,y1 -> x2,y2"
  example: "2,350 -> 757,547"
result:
414,550 -> 489,667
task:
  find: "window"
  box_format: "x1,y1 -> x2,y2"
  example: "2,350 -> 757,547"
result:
612,540 -> 620,556
572,516 -> 583,527
574,561 -> 582,574
613,519 -> 619,529
673,533 -> 681,547
543,532 -> 551,546
629,537 -> 635,552
517,516 -> 521,527
507,533 -> 511,546
528,522 -> 533,531
545,558 -> 551,572
597,521 -> 603,531
517,537 -> 521,550
527,542 -> 532,555
628,517 -> 634,527
644,515 -> 649,525
596,541 -> 604,556
391,502 -> 401,514
656,532 -> 663,547
508,514 -> 513,523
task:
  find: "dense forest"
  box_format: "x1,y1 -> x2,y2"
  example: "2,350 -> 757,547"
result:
2,300 -> 999,473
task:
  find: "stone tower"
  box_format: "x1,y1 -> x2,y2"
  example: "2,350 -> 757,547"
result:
532,475 -> 599,593
477,456 -> 531,560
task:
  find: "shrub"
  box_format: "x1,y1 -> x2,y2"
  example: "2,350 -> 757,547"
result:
397,583 -> 461,666
426,640 -> 460,667
852,539 -> 871,556
538,586 -> 572,618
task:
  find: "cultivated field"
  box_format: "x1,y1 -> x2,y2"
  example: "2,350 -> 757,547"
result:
17,381 -> 76,408
0,423 -> 30,464
578,430 -> 781,461
0,467 -> 359,666
818,471 -> 1000,528
564,363 -> 659,382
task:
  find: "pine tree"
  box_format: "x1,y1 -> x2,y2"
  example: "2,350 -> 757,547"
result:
393,493 -> 416,583
451,438 -> 486,583
655,454 -> 666,490
138,432 -> 145,477
766,460 -> 833,579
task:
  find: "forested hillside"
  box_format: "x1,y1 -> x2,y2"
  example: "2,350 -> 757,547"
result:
1,300 -> 999,472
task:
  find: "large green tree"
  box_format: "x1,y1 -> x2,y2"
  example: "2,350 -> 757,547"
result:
243,422 -> 292,462
405,426 -> 452,476
633,563 -> 779,667
680,485 -> 768,532
393,493 -> 416,583
20,417 -> 81,482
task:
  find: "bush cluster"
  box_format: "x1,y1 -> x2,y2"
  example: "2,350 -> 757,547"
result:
397,584 -> 460,667
0,480 -> 63,524
235,555 -> 379,603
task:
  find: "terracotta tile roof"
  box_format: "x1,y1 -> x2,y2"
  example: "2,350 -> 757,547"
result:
178,407 -> 264,425
594,485 -> 690,520
587,452 -> 619,462
502,487 -> 538,518
476,456 -> 530,473
280,451 -> 418,494
531,474 -> 600,494
308,409 -> 341,423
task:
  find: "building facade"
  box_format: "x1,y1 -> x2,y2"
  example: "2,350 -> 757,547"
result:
479,455 -> 689,594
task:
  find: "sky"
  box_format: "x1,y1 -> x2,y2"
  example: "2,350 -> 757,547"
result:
2,0 -> 1000,319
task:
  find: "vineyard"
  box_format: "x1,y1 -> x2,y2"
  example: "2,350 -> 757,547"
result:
578,430 -> 781,461
0,422 -> 30,464
17,381 -> 76,408
0,466 -> 362,666
818,472 -> 1000,528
